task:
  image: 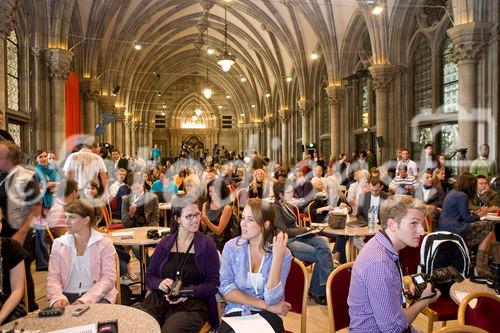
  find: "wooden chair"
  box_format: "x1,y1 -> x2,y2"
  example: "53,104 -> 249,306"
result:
301,202 -> 313,228
23,277 -> 29,309
432,324 -> 488,333
45,224 -> 55,242
284,258 -> 308,333
236,188 -> 249,216
457,291 -> 500,333
421,296 -> 459,333
288,202 -> 302,227
326,262 -> 353,333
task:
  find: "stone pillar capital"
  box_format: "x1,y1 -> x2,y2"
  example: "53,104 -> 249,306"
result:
369,64 -> 399,90
80,78 -> 101,101
98,95 -> 116,113
252,122 -> 263,130
263,115 -> 273,127
325,86 -> 346,106
42,48 -> 74,81
447,22 -> 491,65
113,107 -> 126,121
278,109 -> 289,123
0,0 -> 16,39
297,99 -> 313,117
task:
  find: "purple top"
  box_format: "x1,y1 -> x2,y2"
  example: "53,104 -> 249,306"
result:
145,231 -> 220,328
348,231 -> 409,333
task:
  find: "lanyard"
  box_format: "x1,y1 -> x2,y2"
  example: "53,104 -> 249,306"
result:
174,236 -> 195,280
380,230 -> 406,305
247,245 -> 265,295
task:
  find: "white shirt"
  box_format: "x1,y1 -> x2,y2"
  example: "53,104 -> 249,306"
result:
63,148 -> 107,188
397,159 -> 419,177
422,187 -> 432,202
64,247 -> 93,294
370,195 -> 380,214
109,180 -> 124,197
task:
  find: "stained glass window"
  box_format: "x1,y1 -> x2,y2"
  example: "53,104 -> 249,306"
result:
412,126 -> 433,159
439,123 -> 459,157
413,37 -> 432,115
357,78 -> 368,128
441,38 -> 458,113
6,30 -> 19,111
8,123 -> 21,147
321,83 -> 329,134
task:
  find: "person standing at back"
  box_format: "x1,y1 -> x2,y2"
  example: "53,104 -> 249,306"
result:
470,144 -> 497,179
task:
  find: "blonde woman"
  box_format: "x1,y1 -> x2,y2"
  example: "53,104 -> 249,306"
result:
248,169 -> 271,199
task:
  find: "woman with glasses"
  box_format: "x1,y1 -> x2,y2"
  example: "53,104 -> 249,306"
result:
143,197 -> 220,332
218,198 -> 292,333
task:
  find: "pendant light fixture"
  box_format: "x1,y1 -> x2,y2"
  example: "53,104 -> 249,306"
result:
202,30 -> 213,99
217,3 -> 235,72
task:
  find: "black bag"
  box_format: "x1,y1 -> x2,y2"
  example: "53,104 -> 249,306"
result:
327,213 -> 347,229
134,289 -> 167,325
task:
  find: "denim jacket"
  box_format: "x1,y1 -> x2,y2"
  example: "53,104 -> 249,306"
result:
219,237 -> 292,315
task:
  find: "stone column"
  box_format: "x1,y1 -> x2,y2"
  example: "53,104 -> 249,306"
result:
98,95 -> 115,143
80,79 -> 100,136
131,122 -> 137,155
42,48 -> 73,151
237,124 -> 243,153
113,107 -> 125,152
325,86 -> 345,158
148,124 -> 154,149
297,99 -> 313,150
448,22 -> 491,160
252,123 -> 262,154
278,109 -> 289,168
264,116 -> 273,158
369,64 -> 398,164
30,47 -> 44,149
138,123 -> 145,151
124,121 -> 132,156
0,0 -> 17,130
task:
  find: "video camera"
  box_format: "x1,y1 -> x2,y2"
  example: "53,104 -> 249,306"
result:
409,266 -> 464,300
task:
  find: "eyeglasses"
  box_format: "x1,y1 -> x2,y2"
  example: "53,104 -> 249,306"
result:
182,213 -> 200,221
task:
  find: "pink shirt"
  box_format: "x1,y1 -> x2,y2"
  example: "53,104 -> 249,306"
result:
45,198 -> 68,228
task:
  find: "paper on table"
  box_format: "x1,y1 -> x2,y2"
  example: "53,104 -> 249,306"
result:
222,314 -> 275,333
48,324 -> 97,333
454,291 -> 477,309
111,231 -> 134,237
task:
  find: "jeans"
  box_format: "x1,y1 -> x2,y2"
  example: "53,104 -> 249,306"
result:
333,236 -> 347,264
35,228 -> 49,270
287,235 -> 333,297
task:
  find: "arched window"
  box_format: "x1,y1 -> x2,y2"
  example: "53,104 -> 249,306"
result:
6,30 -> 19,111
441,37 -> 458,114
413,37 -> 432,115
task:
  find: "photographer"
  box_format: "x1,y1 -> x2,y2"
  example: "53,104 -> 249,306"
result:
142,197 -> 220,332
348,195 -> 441,333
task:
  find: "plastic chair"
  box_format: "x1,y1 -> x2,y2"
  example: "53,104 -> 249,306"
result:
326,262 -> 353,333
432,324 -> 488,333
458,291 -> 500,332
284,258 -> 308,333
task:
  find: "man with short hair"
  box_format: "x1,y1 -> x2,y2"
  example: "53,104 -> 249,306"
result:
63,138 -> 108,192
0,140 -> 41,311
413,170 -> 445,209
348,195 -> 441,332
470,144 -> 497,179
357,177 -> 390,223
390,164 -> 419,195
111,149 -> 129,174
419,143 -> 436,173
470,175 -> 498,212
397,149 -> 418,177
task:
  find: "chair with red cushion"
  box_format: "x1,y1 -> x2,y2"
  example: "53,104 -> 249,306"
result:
326,261 -> 353,332
399,237 -> 422,275
422,296 -> 459,333
458,291 -> 500,333
284,258 -> 308,333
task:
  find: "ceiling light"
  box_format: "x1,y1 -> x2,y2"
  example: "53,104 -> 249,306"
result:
162,104 -> 167,109
218,105 -> 222,109
217,3 -> 236,72
310,53 -> 318,60
251,104 -> 255,108
226,94 -> 231,99
265,93 -> 270,98
372,5 -> 383,15
207,48 -> 215,55
161,111 -> 165,116
155,90 -> 162,97
240,77 -> 247,82
240,113 -> 245,116
286,77 -> 292,82
134,41 -> 142,50
202,87 -> 213,99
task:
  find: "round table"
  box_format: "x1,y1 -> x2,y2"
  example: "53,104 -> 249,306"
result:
321,225 -> 381,261
0,304 -> 161,333
159,202 -> 172,227
106,226 -> 170,295
449,278 -> 499,304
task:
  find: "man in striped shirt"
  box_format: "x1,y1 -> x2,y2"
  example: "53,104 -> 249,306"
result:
348,195 -> 440,333
389,165 -> 419,195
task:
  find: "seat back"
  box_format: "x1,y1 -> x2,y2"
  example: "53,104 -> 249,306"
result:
115,253 -> 121,304
458,291 -> 500,333
284,258 -> 308,333
399,236 -> 422,275
288,202 -> 301,227
432,324 -> 488,333
236,188 -> 249,216
326,262 -> 353,332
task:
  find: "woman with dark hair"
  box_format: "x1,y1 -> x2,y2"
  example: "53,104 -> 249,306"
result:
200,178 -> 234,251
436,154 -> 453,180
47,200 -> 117,306
439,173 -> 494,275
218,198 -> 292,333
143,197 -> 220,332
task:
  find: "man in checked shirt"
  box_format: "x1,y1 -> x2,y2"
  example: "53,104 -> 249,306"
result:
348,195 -> 441,333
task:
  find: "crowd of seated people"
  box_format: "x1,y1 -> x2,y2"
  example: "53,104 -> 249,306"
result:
1,135 -> 500,333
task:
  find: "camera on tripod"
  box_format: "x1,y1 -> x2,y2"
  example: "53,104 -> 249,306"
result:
409,266 -> 464,300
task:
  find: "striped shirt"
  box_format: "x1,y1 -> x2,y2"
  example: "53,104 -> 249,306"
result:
348,232 -> 410,333
390,176 -> 419,195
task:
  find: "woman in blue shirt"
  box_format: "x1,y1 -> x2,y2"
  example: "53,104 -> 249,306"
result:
218,198 -> 292,333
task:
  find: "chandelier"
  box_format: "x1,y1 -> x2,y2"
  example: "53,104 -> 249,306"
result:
217,3 -> 235,72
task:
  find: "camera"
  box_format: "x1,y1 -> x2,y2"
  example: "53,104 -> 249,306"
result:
147,229 -> 160,240
409,266 -> 464,300
167,279 -> 195,300
487,262 -> 500,293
